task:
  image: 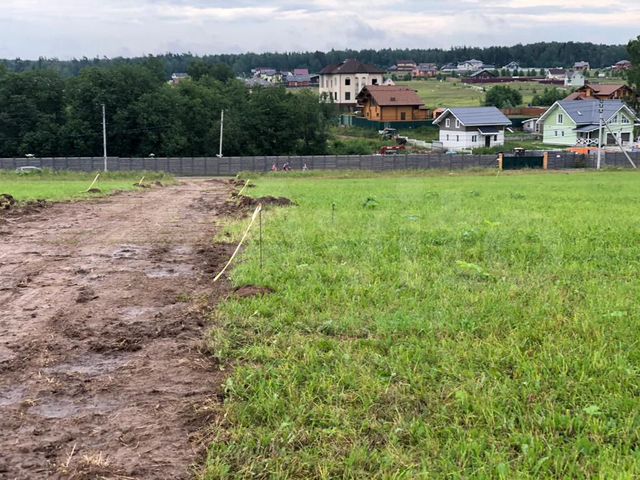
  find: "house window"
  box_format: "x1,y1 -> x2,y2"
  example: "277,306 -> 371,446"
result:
472,135 -> 478,142
400,112 -> 406,121
555,130 -> 558,136
334,92 -> 337,100
622,115 -> 630,124
494,135 -> 498,141
455,119 -> 460,128
372,78 -> 378,85
446,134 -> 450,141
456,135 -> 459,142
446,118 -> 451,128
557,114 -> 564,124
561,131 -> 565,136
345,78 -> 351,86
345,92 -> 351,101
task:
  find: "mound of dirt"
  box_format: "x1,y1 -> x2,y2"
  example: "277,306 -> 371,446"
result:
87,188 -> 102,193
237,195 -> 296,208
233,285 -> 274,298
1,193 -> 16,210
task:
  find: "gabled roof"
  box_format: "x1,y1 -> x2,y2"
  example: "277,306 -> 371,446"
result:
580,84 -> 630,95
538,99 -> 636,125
548,68 -> 566,75
286,74 -> 311,83
470,69 -> 496,78
293,68 -> 309,76
356,85 -> 424,107
433,107 -> 511,127
320,59 -> 385,75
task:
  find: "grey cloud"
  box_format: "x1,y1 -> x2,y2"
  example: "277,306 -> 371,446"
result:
0,0 -> 637,59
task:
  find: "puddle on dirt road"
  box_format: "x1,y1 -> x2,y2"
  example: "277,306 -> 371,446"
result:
145,264 -> 194,278
111,245 -> 149,260
0,385 -> 26,407
44,353 -> 129,376
29,397 -> 119,419
0,345 -> 17,363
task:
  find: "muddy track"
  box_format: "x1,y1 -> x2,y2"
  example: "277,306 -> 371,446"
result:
0,180 -> 236,479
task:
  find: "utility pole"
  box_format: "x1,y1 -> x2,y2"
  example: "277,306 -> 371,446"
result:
596,99 -> 604,170
217,109 -> 224,158
102,104 -> 108,172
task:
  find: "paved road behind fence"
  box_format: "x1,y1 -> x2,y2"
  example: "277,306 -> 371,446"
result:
1,152 -> 637,176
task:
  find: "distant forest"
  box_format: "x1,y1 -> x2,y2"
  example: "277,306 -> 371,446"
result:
0,42 -> 629,78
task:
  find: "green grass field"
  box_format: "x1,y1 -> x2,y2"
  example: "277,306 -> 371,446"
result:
0,170 -> 173,202
206,170 -> 640,478
396,80 -> 571,108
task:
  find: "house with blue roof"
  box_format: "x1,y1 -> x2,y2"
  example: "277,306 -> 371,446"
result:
433,107 -> 512,150
538,100 -> 636,147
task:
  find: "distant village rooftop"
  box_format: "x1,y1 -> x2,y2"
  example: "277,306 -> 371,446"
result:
320,59 -> 386,75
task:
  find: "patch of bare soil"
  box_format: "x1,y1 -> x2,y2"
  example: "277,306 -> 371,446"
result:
237,195 -> 296,209
0,178 -> 237,479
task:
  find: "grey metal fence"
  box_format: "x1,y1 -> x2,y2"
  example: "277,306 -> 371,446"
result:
0,154 -> 499,176
1,152 -> 637,176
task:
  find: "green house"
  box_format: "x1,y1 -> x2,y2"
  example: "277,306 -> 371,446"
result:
538,100 -> 636,147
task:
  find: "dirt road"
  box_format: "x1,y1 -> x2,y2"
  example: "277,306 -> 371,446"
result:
0,180 -> 236,479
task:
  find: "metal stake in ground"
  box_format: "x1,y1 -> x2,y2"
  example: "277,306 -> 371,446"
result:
259,207 -> 263,271
332,202 -> 336,224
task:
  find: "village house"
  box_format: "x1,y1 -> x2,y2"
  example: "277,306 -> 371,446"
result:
319,59 -> 385,108
433,107 -> 512,150
456,59 -> 485,72
574,61 -> 590,72
547,68 -> 567,80
439,63 -> 457,73
538,100 -> 636,147
394,60 -> 417,73
169,73 -> 190,86
470,69 -> 497,80
613,60 -> 632,72
412,63 -> 438,78
522,118 -> 541,134
285,73 -> 312,88
355,85 -> 430,123
564,70 -> 585,88
564,83 -> 636,102
502,61 -> 520,72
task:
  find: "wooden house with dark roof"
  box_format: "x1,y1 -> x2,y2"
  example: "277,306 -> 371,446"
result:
356,86 -> 430,122
564,84 -> 636,103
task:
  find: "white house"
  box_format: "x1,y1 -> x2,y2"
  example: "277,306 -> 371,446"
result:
433,107 -> 512,151
319,59 -> 385,108
456,59 -> 485,72
564,70 -> 585,88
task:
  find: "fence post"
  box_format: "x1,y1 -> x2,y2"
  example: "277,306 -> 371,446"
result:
498,153 -> 504,171
543,152 -> 549,170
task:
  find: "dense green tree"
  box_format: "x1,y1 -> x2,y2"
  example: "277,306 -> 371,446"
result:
484,85 -> 523,108
187,61 -> 235,83
0,70 -> 65,156
531,87 -> 567,106
626,35 -> 640,107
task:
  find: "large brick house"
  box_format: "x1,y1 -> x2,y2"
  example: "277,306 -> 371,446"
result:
319,59 -> 385,109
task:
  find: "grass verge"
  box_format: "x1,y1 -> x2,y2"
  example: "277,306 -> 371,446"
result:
206,170 -> 640,478
0,170 -> 174,202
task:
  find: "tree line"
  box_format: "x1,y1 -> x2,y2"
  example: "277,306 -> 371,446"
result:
0,42 -> 629,78
0,61 -> 335,158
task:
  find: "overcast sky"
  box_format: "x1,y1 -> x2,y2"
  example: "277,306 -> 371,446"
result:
0,0 -> 638,59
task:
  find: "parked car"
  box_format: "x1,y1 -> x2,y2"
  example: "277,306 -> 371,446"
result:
15,166 -> 42,174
